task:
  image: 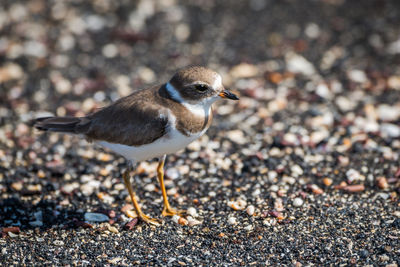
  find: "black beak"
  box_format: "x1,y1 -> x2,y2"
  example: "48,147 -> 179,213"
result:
219,89 -> 239,100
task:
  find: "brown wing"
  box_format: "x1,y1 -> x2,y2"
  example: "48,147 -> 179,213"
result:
85,88 -> 169,146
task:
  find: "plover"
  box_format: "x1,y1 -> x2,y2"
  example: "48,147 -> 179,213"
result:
33,66 -> 239,225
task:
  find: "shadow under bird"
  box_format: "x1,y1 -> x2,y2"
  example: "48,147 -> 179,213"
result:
32,66 -> 239,225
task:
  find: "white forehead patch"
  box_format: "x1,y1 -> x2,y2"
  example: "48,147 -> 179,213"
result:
212,74 -> 222,90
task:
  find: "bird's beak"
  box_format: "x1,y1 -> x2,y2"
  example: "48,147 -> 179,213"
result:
219,89 -> 239,100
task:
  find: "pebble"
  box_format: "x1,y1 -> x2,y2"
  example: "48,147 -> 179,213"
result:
84,212 -> 109,222
228,217 -> 237,225
343,184 -> 365,193
322,178 -> 333,186
166,168 -> 180,180
310,184 -> 324,195
187,207 -> 197,217
346,169 -> 364,183
11,182 -> 23,191
246,205 -> 255,216
29,220 -> 43,227
228,199 -> 247,211
107,225 -> 119,234
229,63 -> 258,78
380,123 -> 400,138
172,215 -> 180,224
286,52 -> 316,76
291,165 -> 303,177
348,69 -> 368,83
292,197 -> 304,207
187,216 -> 202,226
376,177 -> 388,189
378,105 -> 400,121
178,217 -> 188,226
124,218 -> 138,230
144,183 -> 156,192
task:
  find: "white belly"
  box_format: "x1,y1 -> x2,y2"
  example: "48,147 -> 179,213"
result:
97,127 -> 205,162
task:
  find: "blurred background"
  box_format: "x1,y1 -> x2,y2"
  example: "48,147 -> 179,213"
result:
1,0 -> 400,115
0,0 -> 400,265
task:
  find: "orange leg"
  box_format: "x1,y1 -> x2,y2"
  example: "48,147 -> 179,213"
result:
157,155 -> 185,217
122,165 -> 161,226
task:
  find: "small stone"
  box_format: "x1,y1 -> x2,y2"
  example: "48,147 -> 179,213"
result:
97,152 -> 112,162
292,197 -> 304,207
144,183 -> 156,192
269,185 -> 279,192
53,240 -> 64,246
322,178 -> 333,186
388,76 -> 400,90
376,177 -> 389,189
172,215 -> 180,224
29,220 -> 43,227
346,169 -> 364,183
187,207 -> 197,217
246,205 -> 255,216
178,217 -> 188,226
228,217 -> 237,225
37,170 -> 46,178
84,212 -> 109,222
310,184 -> 324,194
348,69 -> 368,83
378,105 -> 400,121
381,123 -> 400,138
291,165 -> 303,177
11,182 -> 23,191
228,199 -> 247,211
243,224 -> 253,231
230,63 -> 258,78
379,254 -> 389,262
74,221 -> 93,229
286,52 -> 316,76
7,232 -> 18,238
107,225 -> 119,234
268,210 -> 284,220
187,216 -> 202,226
343,184 -> 365,193
124,218 -> 138,230
27,184 -> 42,192
166,168 -> 180,180
99,168 -> 110,176
2,227 -> 20,234
108,257 -> 123,264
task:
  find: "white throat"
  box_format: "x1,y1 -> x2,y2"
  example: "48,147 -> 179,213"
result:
165,82 -> 218,117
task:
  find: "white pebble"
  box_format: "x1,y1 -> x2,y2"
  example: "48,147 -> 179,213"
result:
228,217 -> 237,225
292,197 -> 304,207
172,215 -> 180,224
187,207 -> 197,217
144,183 -> 156,192
291,164 -> 303,176
187,217 -> 201,226
246,205 -> 255,216
244,224 -> 253,231
166,168 -> 180,180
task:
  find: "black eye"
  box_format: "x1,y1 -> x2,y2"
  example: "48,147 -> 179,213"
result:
195,84 -> 208,92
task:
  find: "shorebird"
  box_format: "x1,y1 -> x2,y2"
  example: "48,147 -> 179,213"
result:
33,66 -> 239,225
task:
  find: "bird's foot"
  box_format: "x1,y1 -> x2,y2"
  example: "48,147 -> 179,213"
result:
138,212 -> 162,226
161,206 -> 186,217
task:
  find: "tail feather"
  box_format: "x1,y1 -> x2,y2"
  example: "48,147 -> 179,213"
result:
32,116 -> 91,134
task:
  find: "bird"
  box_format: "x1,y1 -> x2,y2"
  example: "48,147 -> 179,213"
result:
32,66 -> 239,225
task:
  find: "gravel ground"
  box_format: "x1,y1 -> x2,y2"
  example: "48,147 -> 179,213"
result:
1,0 -> 400,265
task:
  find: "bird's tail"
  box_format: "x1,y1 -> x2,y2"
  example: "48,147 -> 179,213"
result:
31,116 -> 91,134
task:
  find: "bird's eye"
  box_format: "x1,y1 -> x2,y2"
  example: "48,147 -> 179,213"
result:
195,84 -> 208,92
